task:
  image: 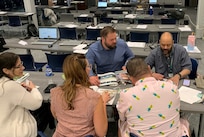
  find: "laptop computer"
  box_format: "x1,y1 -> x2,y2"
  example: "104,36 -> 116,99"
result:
97,1 -> 108,8
31,27 -> 59,45
158,25 -> 176,29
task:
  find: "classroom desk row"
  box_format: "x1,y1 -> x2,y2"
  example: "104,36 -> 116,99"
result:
4,38 -> 202,60
26,71 -> 204,137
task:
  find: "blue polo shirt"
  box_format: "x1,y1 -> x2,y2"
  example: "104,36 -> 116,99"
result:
86,38 -> 134,76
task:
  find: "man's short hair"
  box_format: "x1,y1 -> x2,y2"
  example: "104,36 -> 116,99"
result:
100,26 -> 116,38
126,57 -> 149,78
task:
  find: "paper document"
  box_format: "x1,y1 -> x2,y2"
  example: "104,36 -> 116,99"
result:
184,46 -> 201,53
97,88 -> 118,105
73,49 -> 88,54
136,25 -> 147,29
79,14 -> 88,17
73,44 -> 87,50
114,7 -> 122,9
179,86 -> 202,104
87,26 -> 98,29
178,25 -> 192,31
126,41 -> 146,48
18,40 -> 28,46
125,14 -> 137,19
64,24 -> 78,28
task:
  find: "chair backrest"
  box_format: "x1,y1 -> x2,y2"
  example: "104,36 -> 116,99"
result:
129,32 -> 149,42
138,19 -> 153,24
58,27 -> 77,39
86,28 -> 101,40
189,58 -> 198,79
100,17 -> 113,23
18,54 -> 36,71
158,32 -> 179,43
60,13 -> 75,22
8,16 -> 21,27
45,53 -> 69,72
77,17 -> 92,23
161,18 -> 176,24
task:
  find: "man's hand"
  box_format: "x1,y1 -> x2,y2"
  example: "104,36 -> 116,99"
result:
152,73 -> 164,80
89,76 -> 100,86
169,74 -> 180,86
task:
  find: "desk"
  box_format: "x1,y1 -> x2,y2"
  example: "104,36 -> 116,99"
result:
4,38 -> 202,60
0,11 -> 34,24
27,71 -> 204,137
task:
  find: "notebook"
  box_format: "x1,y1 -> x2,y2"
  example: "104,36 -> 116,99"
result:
97,1 -> 108,8
31,27 -> 58,45
158,25 -> 176,29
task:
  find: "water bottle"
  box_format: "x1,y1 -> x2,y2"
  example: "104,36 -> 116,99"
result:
45,65 -> 54,84
149,6 -> 153,15
187,33 -> 195,51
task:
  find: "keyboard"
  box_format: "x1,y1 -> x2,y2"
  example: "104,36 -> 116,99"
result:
31,39 -> 57,45
158,25 -> 176,29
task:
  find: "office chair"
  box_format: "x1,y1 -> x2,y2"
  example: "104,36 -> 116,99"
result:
18,54 -> 46,71
7,16 -> 27,36
58,27 -> 77,39
158,32 -> 179,43
111,10 -> 123,14
100,17 -> 113,23
161,18 -> 176,24
86,28 -> 101,40
189,58 -> 198,79
129,32 -> 149,43
137,19 -> 153,24
60,13 -> 75,22
77,17 -> 92,23
45,53 -> 69,72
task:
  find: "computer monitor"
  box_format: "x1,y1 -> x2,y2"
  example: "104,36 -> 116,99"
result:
149,0 -> 157,4
109,0 -> 118,3
39,27 -> 58,39
120,0 -> 130,3
97,1 -> 108,8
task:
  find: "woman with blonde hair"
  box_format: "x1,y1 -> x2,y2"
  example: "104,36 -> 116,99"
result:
50,54 -> 110,137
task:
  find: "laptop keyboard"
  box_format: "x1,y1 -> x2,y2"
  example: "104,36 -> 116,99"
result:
31,39 -> 57,45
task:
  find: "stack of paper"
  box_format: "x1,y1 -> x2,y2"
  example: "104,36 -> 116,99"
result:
126,41 -> 146,48
179,86 -> 202,104
73,49 -> 88,54
73,44 -> 87,50
184,46 -> 201,53
125,14 -> 137,19
178,25 -> 192,31
79,14 -> 88,17
136,25 -> 147,29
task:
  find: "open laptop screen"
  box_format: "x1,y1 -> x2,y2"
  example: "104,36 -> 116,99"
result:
149,0 -> 157,4
109,0 -> 118,3
39,27 -> 58,39
98,1 -> 107,8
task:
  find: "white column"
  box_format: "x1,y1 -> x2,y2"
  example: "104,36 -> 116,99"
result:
23,0 -> 38,28
195,0 -> 204,38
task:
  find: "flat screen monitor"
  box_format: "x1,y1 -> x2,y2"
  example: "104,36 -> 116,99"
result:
149,0 -> 157,4
120,0 -> 130,3
109,0 -> 118,3
98,1 -> 107,8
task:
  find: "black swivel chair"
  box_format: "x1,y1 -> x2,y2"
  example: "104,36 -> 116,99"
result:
129,32 -> 149,43
19,54 -> 46,71
86,28 -> 101,40
161,18 -> 176,24
189,58 -> 198,79
45,53 -> 69,72
58,27 -> 77,39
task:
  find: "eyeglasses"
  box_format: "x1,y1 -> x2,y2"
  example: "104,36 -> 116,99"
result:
14,61 -> 24,69
86,64 -> 92,69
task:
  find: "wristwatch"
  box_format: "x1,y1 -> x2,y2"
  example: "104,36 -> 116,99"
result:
177,73 -> 182,79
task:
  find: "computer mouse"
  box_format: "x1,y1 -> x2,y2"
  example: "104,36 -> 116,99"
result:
48,44 -> 53,48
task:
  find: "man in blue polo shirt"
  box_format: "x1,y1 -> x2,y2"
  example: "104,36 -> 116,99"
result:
86,26 -> 134,86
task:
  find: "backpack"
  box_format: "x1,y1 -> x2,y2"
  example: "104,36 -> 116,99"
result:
27,24 -> 38,37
